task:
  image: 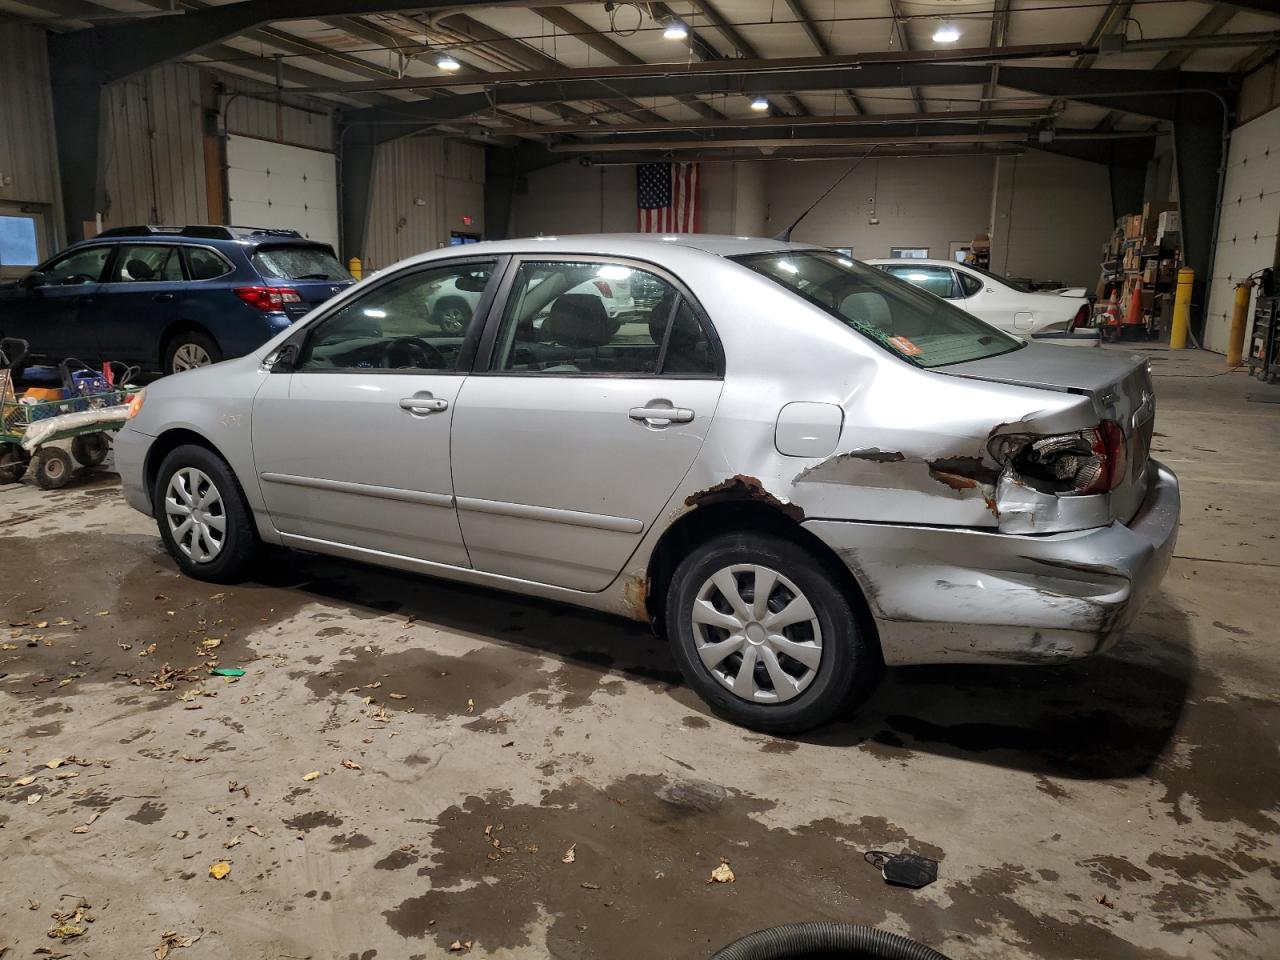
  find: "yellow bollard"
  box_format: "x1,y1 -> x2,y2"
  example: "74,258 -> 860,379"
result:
1226,280 -> 1253,367
1170,267 -> 1194,349
347,256 -> 363,281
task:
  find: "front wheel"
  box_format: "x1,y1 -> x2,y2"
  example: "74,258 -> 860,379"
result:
153,444 -> 259,582
665,533 -> 880,733
0,443 -> 30,484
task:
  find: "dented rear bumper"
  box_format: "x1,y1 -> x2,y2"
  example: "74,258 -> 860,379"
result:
803,460 -> 1180,665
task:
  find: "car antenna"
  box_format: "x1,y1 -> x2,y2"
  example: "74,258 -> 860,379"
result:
775,145 -> 879,242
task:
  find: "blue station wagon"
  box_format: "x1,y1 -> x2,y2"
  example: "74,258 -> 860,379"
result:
0,225 -> 354,375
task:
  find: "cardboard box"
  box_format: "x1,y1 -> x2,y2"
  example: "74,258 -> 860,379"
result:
1142,202 -> 1176,240
1157,210 -> 1181,244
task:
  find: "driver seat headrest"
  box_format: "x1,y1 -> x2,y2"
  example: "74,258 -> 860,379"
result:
125,258 -> 155,281
543,293 -> 612,347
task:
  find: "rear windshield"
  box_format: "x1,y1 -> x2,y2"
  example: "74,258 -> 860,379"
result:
252,245 -> 352,282
735,250 -> 1023,368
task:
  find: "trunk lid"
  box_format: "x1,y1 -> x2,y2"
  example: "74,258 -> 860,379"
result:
940,343 -> 1156,522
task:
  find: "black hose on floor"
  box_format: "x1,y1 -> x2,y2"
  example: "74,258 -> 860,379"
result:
710,922 -> 952,960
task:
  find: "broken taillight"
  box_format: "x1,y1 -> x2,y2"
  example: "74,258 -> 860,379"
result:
992,421 -> 1126,495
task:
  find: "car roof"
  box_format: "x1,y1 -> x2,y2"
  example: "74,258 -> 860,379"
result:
864,258 -> 974,269
406,233 -> 806,264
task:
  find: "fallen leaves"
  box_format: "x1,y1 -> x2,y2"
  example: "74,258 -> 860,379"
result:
71,812 -> 101,834
449,940 -> 473,953
561,844 -> 576,864
45,758 -> 64,769
14,775 -> 35,787
301,771 -> 321,782
208,861 -> 231,880
341,759 -> 362,770
26,793 -> 42,805
223,835 -> 241,850
47,903 -> 90,941
708,860 -> 736,884
153,930 -> 201,960
466,698 -> 476,714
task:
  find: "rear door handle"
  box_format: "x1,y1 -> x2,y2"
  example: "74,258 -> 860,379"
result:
153,293 -> 175,302
399,396 -> 449,415
629,404 -> 694,425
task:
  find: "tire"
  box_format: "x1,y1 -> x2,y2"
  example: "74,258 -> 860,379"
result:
31,446 -> 74,490
431,298 -> 470,334
153,443 -> 258,583
665,533 -> 880,733
0,443 -> 29,484
164,331 -> 222,375
71,432 -> 110,467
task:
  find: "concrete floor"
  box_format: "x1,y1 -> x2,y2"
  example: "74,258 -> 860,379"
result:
1,345 -> 1277,959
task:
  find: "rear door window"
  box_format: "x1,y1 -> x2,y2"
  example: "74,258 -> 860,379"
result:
111,245 -> 184,282
252,245 -> 352,282
957,271 -> 983,297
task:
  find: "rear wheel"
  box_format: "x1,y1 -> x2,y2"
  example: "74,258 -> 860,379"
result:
665,533 -> 879,733
164,331 -> 221,375
71,432 -> 110,467
0,443 -> 29,484
153,444 -> 258,582
31,446 -> 73,490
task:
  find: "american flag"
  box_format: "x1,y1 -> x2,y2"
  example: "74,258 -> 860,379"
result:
637,162 -> 700,233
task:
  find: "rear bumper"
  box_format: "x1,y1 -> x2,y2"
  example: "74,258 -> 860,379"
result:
803,460 -> 1180,665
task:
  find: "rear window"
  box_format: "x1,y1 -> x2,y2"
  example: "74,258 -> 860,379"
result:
252,245 -> 351,282
734,250 -> 1023,368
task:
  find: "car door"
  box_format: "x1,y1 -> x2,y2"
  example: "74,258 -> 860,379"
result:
98,243 -> 186,364
450,256 -> 725,592
251,256 -> 503,566
0,244 -> 112,362
955,267 -> 1034,333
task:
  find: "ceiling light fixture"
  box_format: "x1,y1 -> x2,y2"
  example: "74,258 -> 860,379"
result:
750,96 -> 769,112
932,21 -> 961,44
663,19 -> 689,40
436,53 -> 461,71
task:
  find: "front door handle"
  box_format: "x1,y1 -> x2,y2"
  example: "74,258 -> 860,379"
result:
399,395 -> 449,415
629,404 -> 694,425
153,293 -> 175,302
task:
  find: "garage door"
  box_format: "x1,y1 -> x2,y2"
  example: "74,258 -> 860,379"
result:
226,135 -> 339,251
1204,110 -> 1280,353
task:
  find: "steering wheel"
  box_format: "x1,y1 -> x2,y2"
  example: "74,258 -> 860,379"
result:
383,336 -> 444,370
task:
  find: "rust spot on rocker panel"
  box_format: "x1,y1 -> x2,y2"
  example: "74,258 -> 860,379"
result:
685,475 -> 805,523
622,574 -> 649,623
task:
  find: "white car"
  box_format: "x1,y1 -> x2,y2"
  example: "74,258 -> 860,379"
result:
424,265 -> 634,332
866,259 -> 1089,337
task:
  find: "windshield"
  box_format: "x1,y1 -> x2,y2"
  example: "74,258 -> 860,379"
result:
735,250 -> 1023,368
252,245 -> 352,282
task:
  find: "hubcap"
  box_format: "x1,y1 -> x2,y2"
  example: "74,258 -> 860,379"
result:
172,343 -> 212,372
165,467 -> 226,563
691,564 -> 823,704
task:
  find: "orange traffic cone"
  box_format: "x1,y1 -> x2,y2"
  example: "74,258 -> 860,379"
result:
1103,291 -> 1120,327
1123,286 -> 1143,326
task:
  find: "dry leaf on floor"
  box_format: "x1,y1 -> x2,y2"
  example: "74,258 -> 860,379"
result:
365,681 -> 381,689
140,643 -> 157,657
45,758 -> 64,769
389,693 -> 407,700
95,611 -> 110,617
208,861 -> 231,880
302,771 -> 321,782
201,638 -> 221,649
466,698 -> 475,714
154,930 -> 202,960
55,771 -> 78,780
561,844 -> 576,864
708,860 -> 735,884
246,825 -> 264,838
341,759 -> 361,770
34,621 -> 48,629
449,940 -> 472,952
14,775 -> 35,786
224,835 -> 241,849
26,793 -> 42,805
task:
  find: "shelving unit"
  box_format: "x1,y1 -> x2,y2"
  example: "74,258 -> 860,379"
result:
1096,203 -> 1181,340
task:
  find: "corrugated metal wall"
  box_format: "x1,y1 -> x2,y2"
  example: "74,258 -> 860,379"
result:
219,73 -> 335,152
0,24 -> 59,208
365,137 -> 485,269
102,64 -> 207,227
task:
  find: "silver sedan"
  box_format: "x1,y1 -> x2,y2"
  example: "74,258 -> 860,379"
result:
114,235 -> 1179,732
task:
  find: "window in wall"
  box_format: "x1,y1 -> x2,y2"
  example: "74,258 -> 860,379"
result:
0,216 -> 39,267
890,247 -> 929,259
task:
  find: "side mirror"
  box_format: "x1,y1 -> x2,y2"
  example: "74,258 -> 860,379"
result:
21,271 -> 46,289
269,342 -> 300,372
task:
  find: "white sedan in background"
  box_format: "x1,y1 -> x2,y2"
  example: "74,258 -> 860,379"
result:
866,258 -> 1090,337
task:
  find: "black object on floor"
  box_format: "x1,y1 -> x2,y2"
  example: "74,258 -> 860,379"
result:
864,851 -> 939,889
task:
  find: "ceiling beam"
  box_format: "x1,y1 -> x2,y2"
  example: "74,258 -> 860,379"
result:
687,0 -> 809,116
886,0 -> 926,112
782,0 -> 863,114
1215,0 -> 1280,18
536,6 -> 722,121
983,0 -> 1012,116
193,44 -> 392,107
1157,6 -> 1240,70
1076,0 -> 1134,70
490,107 -> 1055,137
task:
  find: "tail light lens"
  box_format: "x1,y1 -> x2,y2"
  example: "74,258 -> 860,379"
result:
235,286 -> 302,312
993,421 -> 1126,495
593,280 -> 613,298
1069,303 -> 1090,331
